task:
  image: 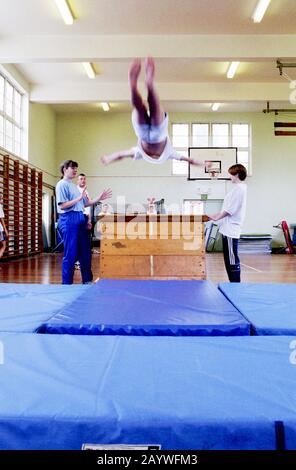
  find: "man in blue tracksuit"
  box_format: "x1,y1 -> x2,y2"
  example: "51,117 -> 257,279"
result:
56,160 -> 112,284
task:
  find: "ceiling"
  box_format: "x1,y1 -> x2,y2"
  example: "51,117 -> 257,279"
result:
1,0 -> 296,113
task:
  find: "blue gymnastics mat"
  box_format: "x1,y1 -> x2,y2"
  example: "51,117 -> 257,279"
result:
0,333 -> 296,449
219,282 -> 296,335
0,283 -> 90,332
37,280 -> 250,336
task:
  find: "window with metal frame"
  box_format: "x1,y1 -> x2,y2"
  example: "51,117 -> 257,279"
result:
172,121 -> 251,175
0,72 -> 26,159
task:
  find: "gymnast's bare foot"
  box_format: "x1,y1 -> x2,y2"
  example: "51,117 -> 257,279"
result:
145,57 -> 155,89
129,59 -> 141,89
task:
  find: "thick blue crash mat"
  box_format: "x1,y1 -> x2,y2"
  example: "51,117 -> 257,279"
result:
219,282 -> 296,335
0,334 -> 296,449
37,279 -> 250,336
0,283 -> 90,332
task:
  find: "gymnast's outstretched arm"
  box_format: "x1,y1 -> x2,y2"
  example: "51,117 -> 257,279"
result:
101,147 -> 136,165
180,156 -> 212,169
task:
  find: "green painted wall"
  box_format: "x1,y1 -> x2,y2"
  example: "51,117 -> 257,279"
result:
55,110 -> 296,243
29,103 -> 57,186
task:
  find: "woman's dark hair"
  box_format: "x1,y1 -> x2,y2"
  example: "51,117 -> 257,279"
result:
228,164 -> 247,181
60,160 -> 78,176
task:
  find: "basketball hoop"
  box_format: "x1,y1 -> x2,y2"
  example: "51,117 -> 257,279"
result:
210,171 -> 219,180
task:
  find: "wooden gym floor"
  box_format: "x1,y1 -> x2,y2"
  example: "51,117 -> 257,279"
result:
0,252 -> 295,284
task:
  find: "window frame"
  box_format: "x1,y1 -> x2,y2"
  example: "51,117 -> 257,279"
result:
171,122 -> 190,176
171,120 -> 252,176
0,70 -> 28,161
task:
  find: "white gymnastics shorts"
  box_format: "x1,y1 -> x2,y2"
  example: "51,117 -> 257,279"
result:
132,110 -> 169,144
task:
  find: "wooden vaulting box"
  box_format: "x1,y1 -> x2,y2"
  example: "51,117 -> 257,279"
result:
98,215 -> 207,280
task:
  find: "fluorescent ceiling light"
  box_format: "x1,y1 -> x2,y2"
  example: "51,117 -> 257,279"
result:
83,62 -> 96,79
227,61 -> 240,79
252,0 -> 271,23
101,102 -> 110,112
54,0 -> 74,25
212,103 -> 221,111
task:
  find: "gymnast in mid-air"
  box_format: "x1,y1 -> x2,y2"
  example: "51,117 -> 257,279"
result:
101,57 -> 210,169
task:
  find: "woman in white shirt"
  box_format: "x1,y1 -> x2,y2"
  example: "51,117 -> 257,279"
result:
207,164 -> 247,282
